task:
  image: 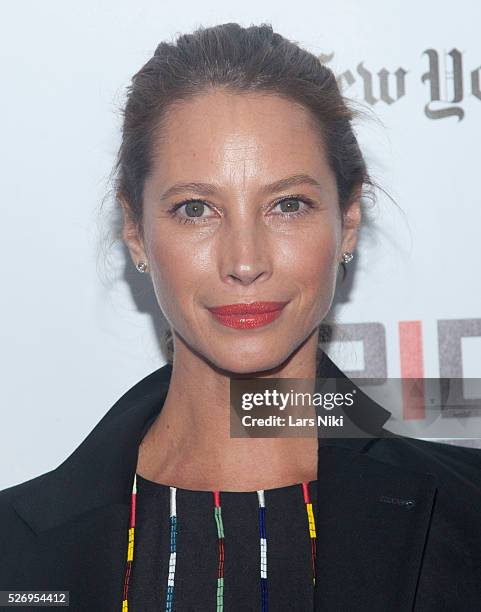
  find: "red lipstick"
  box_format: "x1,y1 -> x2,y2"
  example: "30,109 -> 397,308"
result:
207,301 -> 289,329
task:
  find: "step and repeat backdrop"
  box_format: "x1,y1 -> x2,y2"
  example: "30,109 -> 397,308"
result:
0,1 -> 479,488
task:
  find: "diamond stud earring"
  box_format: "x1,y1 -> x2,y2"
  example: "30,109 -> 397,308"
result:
342,252 -> 354,264
136,261 -> 148,273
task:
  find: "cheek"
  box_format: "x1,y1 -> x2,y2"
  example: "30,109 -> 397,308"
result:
146,233 -> 210,326
146,239 -> 190,323
280,225 -> 340,293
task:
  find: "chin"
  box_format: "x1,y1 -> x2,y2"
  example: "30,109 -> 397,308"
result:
209,348 -> 286,377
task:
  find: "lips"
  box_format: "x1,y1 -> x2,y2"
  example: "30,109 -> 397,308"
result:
207,301 -> 289,315
207,301 -> 289,329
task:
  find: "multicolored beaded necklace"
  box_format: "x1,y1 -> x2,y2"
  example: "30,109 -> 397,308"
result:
122,474 -> 317,611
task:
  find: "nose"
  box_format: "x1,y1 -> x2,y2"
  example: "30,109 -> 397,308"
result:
219,219 -> 272,287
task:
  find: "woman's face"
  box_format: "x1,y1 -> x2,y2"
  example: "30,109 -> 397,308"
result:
123,90 -> 360,374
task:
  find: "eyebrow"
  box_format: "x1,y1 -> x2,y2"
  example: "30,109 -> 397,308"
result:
159,173 -> 323,201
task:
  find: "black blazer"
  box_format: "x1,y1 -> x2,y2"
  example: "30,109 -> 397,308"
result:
1,355 -> 481,611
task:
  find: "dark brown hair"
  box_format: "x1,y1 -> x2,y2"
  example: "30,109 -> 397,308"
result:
110,22 -> 381,365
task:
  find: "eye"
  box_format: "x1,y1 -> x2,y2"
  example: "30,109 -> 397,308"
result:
271,196 -> 315,219
168,198 -> 217,224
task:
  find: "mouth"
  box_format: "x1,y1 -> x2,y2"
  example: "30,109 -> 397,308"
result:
206,301 -> 289,329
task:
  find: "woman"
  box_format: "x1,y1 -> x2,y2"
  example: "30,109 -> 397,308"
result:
1,22 -> 480,612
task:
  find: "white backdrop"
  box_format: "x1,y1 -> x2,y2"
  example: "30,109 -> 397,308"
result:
1,0 -> 480,490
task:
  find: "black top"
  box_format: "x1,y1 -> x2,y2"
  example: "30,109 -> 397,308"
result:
128,474 -> 317,611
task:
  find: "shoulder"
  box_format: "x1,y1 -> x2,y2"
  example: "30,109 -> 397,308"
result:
0,470 -> 53,528
0,363 -> 172,521
0,469 -> 52,499
0,471 -> 53,584
373,434 -> 481,489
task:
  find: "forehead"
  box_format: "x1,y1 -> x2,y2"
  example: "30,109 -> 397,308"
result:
150,89 -> 331,183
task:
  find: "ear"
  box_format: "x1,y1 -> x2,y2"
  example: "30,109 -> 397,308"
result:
340,187 -> 362,256
119,196 -> 148,268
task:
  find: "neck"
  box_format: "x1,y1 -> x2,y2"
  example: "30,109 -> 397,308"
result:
136,334 -> 320,492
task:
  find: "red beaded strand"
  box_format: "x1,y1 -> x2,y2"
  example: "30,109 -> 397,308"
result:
122,473 -> 137,611
302,482 -> 317,585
